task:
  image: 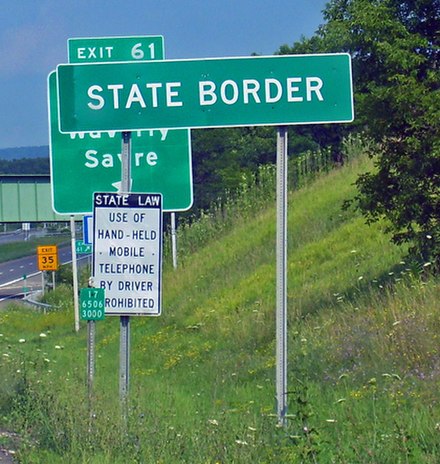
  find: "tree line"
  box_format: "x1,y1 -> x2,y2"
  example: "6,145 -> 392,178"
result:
0,157 -> 49,174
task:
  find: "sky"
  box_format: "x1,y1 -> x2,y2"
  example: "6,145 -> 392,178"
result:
0,0 -> 328,150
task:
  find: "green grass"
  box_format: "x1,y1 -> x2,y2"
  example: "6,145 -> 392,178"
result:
0,234 -> 70,262
0,151 -> 439,463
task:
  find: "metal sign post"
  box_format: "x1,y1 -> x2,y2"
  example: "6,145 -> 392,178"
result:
80,287 -> 105,404
22,274 -> 28,297
120,131 -> 131,408
41,271 -> 45,296
276,126 -> 288,425
87,320 -> 96,398
171,212 -> 178,269
70,216 -> 80,332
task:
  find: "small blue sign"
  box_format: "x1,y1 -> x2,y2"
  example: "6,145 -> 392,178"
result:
83,214 -> 93,245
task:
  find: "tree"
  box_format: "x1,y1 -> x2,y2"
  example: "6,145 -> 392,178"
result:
189,127 -> 277,213
276,37 -> 352,162
0,157 -> 49,174
284,0 -> 439,268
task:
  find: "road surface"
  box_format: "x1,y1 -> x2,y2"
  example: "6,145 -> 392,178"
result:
0,245 -> 90,303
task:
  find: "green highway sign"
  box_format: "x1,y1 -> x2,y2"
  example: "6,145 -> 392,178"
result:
76,239 -> 92,254
68,35 -> 164,62
48,73 -> 193,213
80,288 -> 105,321
56,53 -> 354,133
49,36 -> 192,214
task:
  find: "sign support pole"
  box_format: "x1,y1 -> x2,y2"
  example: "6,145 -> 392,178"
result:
119,131 -> 131,410
87,319 -> 96,400
276,126 -> 288,426
23,275 -> 28,297
171,212 -> 178,269
71,215 -> 80,332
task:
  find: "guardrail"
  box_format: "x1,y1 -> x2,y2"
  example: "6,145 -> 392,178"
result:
22,290 -> 57,311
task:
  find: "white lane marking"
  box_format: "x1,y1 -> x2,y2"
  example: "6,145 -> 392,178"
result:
0,271 -> 41,288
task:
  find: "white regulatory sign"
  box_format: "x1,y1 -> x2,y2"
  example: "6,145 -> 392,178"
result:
92,192 -> 163,316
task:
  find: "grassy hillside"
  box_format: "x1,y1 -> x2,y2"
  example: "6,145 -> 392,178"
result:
0,153 -> 439,463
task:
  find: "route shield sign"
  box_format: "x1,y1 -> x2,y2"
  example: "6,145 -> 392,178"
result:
93,192 -> 163,316
48,36 -> 193,214
56,53 -> 354,133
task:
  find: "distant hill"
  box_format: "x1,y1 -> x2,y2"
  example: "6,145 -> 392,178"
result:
0,145 -> 50,174
0,145 -> 49,160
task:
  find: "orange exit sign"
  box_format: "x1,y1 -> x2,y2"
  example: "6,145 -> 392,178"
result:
37,245 -> 58,271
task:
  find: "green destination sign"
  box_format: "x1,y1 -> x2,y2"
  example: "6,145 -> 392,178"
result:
56,53 -> 353,133
68,35 -> 164,62
48,73 -> 193,213
76,240 -> 92,254
48,72 -> 193,214
49,36 -> 192,214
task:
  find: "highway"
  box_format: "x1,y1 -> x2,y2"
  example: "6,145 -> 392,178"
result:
0,244 -> 89,303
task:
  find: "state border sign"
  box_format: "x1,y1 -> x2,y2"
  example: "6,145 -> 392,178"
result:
56,53 -> 354,133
